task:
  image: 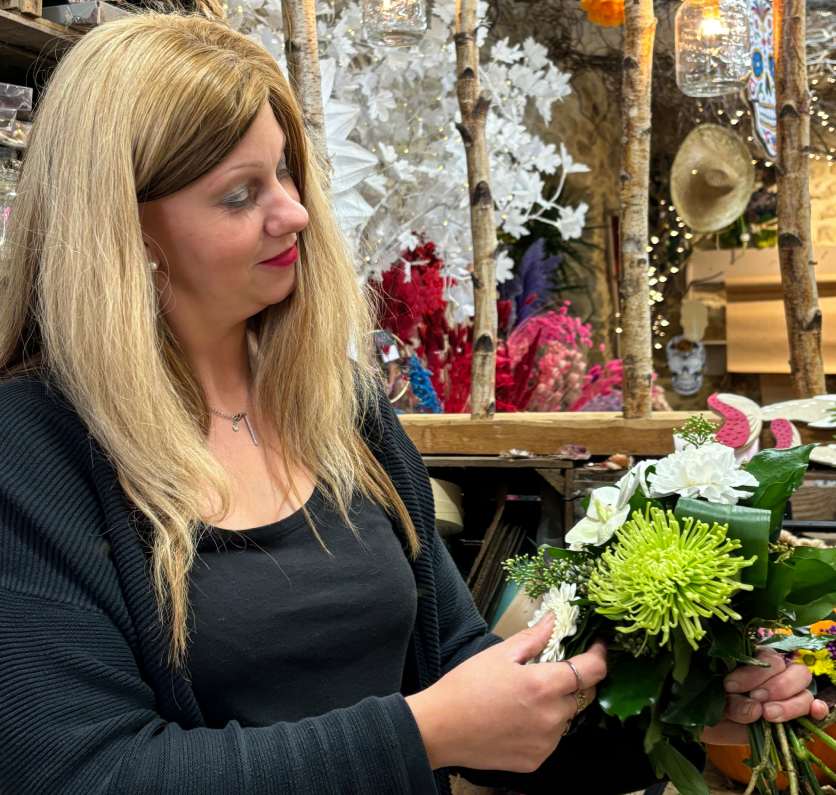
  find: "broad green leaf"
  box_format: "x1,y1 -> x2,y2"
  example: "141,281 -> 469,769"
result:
743,445 -> 815,538
760,633 -> 832,653
661,663 -> 727,727
672,629 -> 693,684
598,654 -> 672,721
648,740 -> 709,795
763,550 -> 836,625
674,498 -> 770,587
644,708 -> 663,755
707,621 -> 762,667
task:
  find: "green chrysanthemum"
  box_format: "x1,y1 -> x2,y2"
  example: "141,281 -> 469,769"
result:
587,508 -> 755,650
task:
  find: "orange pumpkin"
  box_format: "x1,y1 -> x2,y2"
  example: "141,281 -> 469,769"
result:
707,724 -> 836,788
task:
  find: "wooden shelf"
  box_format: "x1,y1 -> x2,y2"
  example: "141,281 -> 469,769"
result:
0,8 -> 78,68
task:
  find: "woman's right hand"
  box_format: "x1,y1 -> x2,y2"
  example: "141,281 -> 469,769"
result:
405,615 -> 607,773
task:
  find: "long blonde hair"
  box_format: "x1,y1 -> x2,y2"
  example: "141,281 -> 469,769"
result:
0,8 -> 419,668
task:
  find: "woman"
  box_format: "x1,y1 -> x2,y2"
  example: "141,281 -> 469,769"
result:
0,7 -> 825,794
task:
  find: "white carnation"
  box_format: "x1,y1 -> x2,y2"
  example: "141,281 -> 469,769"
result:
649,442 -> 759,505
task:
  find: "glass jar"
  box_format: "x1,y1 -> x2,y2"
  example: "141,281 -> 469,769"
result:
0,158 -> 20,249
362,0 -> 428,47
675,0 -> 751,97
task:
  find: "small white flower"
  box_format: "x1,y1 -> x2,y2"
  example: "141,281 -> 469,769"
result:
529,583 -> 580,662
648,442 -> 759,505
555,202 -> 588,240
565,486 -> 629,550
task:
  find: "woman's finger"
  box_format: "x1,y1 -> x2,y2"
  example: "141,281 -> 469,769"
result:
812,698 -> 830,721
724,648 -> 786,694
762,689 -> 814,723
543,645 -> 607,696
747,660 -> 812,703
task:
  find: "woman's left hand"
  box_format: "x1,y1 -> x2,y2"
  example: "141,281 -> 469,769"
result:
701,648 -> 830,745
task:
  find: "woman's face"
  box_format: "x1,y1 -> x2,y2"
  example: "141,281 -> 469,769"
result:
139,101 -> 309,334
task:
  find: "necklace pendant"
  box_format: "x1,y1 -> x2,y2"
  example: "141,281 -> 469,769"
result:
231,413 -> 244,432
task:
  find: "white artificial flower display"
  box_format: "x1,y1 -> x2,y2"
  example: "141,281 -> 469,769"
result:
565,486 -> 630,551
648,442 -> 759,505
529,582 -> 580,663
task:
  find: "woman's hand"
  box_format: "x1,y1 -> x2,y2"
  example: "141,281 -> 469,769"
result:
701,648 -> 830,745
405,615 -> 606,772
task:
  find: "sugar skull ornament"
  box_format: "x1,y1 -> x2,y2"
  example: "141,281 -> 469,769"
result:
666,335 -> 707,396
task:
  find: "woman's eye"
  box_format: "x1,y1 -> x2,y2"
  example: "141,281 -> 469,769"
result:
221,162 -> 293,210
222,189 -> 253,209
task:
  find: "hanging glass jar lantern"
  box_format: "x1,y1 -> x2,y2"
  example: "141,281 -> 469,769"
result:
675,0 -> 751,97
362,0 -> 428,47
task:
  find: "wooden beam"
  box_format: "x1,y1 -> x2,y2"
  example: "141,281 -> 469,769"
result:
399,411 -> 710,455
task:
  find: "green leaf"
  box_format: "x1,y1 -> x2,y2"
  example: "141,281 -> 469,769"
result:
542,546 -> 585,561
648,740 -> 709,795
674,498 -> 771,587
644,708 -> 664,755
763,549 -> 836,625
598,654 -> 672,721
661,663 -> 727,727
707,621 -> 762,667
760,633 -> 832,653
743,445 -> 815,538
672,629 -> 693,684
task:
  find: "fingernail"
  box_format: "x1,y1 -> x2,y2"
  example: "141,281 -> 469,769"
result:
765,704 -> 783,720
751,688 -> 769,702
740,699 -> 757,718
725,679 -> 743,693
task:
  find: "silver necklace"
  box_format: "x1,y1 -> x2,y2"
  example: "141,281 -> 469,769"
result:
209,408 -> 259,447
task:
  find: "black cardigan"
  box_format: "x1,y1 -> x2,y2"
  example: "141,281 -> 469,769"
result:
0,374 -> 658,794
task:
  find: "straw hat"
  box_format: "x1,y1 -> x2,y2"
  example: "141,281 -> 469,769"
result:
671,124 -> 755,233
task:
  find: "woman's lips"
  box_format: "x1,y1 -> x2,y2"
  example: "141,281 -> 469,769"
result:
258,244 -> 298,268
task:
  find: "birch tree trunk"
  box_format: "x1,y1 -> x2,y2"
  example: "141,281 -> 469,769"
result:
454,0 -> 498,419
619,0 -> 656,419
776,0 -> 825,397
282,0 -> 331,183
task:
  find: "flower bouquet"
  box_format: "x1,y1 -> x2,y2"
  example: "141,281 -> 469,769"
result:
503,417 -> 836,795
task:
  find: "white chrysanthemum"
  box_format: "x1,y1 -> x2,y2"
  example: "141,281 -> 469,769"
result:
648,442 -> 759,505
528,583 -> 579,662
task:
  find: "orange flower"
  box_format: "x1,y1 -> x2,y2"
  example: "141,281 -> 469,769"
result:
811,619 -> 836,636
580,0 -> 625,27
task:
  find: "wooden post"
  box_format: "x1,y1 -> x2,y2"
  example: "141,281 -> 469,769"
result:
619,0 -> 656,419
282,0 -> 331,182
776,0 -> 826,397
454,0 -> 498,420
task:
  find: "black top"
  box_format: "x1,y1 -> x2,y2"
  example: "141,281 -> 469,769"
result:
188,488 -> 417,726
0,373 -> 661,794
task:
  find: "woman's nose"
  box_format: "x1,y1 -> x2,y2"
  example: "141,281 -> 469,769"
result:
264,190 -> 309,238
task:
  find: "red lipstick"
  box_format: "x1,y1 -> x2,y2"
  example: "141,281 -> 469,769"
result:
258,244 -> 298,269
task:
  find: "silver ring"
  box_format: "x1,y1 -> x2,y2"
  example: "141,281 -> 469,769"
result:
562,659 -> 585,692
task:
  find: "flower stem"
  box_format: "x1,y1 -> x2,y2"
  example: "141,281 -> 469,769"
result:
776,722 -> 801,795
799,717 -> 836,757
788,725 -> 826,795
746,721 -> 777,795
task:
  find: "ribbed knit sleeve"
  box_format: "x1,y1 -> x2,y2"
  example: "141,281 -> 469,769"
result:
0,587 -> 435,794
0,377 -> 437,794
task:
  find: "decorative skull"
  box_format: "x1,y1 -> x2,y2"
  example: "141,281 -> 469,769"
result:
666,335 -> 706,396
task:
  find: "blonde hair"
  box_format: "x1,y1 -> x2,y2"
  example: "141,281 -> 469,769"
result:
0,7 -> 419,668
